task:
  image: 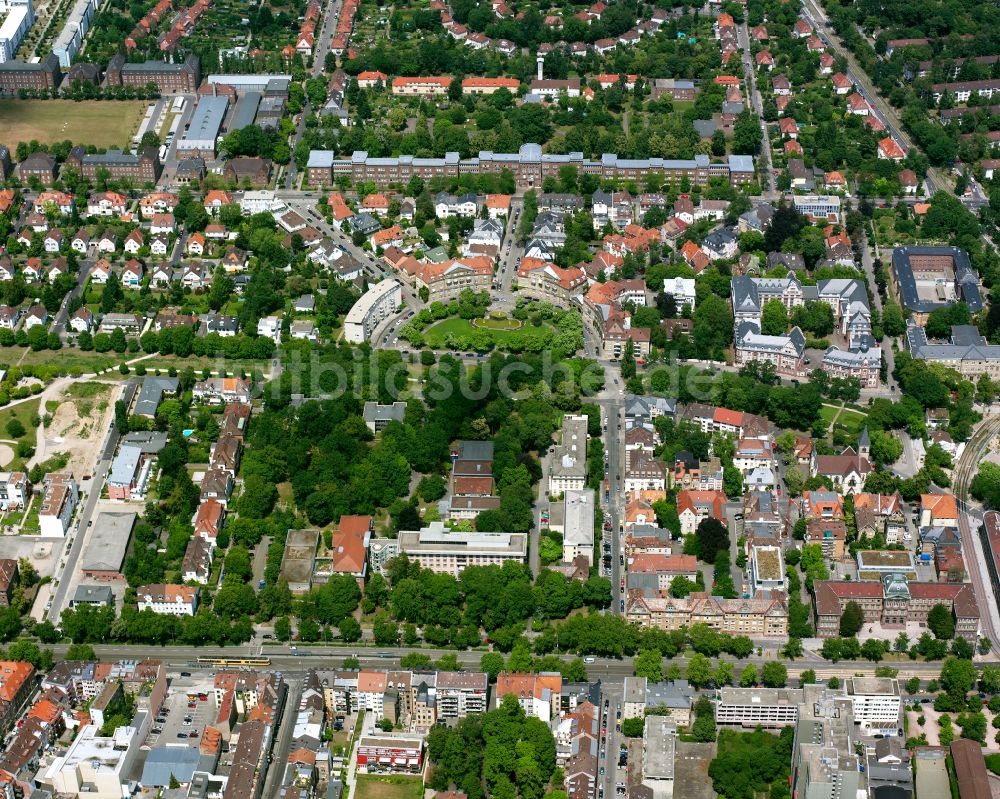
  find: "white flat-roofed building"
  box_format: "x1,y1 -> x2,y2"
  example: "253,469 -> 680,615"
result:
0,0 -> 34,63
563,489 -> 595,566
398,522 -> 527,576
51,0 -> 97,66
240,190 -> 283,215
845,677 -> 901,726
43,723 -> 141,799
344,278 -> 402,343
662,276 -> 696,310
789,194 -> 842,222
0,471 -> 29,510
750,545 -> 784,594
642,716 -> 677,788
39,472 -> 78,537
715,687 -> 802,728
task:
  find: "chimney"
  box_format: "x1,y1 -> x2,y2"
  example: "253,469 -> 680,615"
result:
536,52 -> 544,81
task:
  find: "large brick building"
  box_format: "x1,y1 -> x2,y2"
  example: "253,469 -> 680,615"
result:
0,54 -> 62,94
105,53 -> 200,93
306,145 -> 755,189
813,574 -> 979,640
65,146 -> 161,183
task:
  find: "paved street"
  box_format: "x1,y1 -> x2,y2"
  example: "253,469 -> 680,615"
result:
261,678 -> 302,799
47,380 -> 131,621
55,641 -> 971,679
737,19 -> 777,200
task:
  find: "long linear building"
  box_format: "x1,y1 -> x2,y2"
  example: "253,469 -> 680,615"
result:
105,53 -> 200,93
343,278 -> 402,343
307,145 -> 755,189
0,52 -> 60,93
397,522 -> 527,576
51,0 -> 98,67
0,0 -> 33,63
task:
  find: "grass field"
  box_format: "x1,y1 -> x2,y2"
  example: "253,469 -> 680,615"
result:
424,316 -> 552,347
819,404 -> 868,434
355,775 -> 423,799
0,100 -> 150,148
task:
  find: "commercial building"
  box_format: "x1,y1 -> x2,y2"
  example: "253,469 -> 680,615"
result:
177,96 -> 230,157
207,73 -> 291,93
44,723 -> 141,799
80,512 -> 137,581
844,677 -> 901,728
789,194 -> 841,222
951,739 -> 991,799
791,689 -> 862,799
397,522 -> 527,576
105,53 -> 200,93
306,146 -> 755,188
715,687 -> 803,728
642,716 -> 677,791
750,545 -> 784,593
343,278 -> 402,343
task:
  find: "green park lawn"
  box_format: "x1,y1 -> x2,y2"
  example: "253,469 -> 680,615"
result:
423,317 -> 552,348
354,775 -> 423,799
819,404 -> 868,435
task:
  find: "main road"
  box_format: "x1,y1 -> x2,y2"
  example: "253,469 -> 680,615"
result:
56,642 -> 962,680
799,0 -> 954,195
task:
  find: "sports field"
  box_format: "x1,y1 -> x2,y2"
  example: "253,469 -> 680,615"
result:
0,100 -> 150,148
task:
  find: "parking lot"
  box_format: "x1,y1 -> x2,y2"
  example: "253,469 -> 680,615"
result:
144,683 -> 217,747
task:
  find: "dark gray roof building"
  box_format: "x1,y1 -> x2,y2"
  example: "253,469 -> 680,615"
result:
134,376 -> 179,417
892,246 -> 982,315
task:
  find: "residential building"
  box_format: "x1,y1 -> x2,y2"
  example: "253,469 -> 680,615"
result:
626,591 -> 788,636
549,414 -> 589,494
306,147 -> 755,189
344,279 -> 402,343
135,583 -> 199,615
496,672 -> 562,722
